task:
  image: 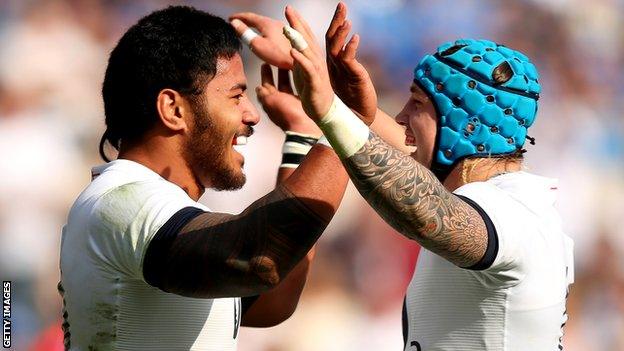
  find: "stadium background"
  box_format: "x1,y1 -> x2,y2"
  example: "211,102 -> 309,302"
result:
0,0 -> 622,350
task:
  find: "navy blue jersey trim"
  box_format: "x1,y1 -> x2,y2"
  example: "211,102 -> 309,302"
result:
143,206 -> 206,289
402,296 -> 408,348
455,194 -> 499,270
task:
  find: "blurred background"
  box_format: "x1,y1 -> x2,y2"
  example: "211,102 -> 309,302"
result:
0,0 -> 622,350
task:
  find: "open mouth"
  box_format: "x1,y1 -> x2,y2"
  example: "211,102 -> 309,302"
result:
232,127 -> 254,146
405,134 -> 416,147
232,135 -> 247,146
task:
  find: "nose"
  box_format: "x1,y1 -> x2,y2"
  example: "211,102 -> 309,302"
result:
395,111 -> 408,127
395,114 -> 407,127
395,100 -> 411,127
241,95 -> 260,126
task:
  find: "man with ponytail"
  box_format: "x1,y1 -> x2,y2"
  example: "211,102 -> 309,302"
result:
59,6 -> 347,350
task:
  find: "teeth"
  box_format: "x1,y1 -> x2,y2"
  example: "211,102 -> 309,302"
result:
235,136 -> 247,145
405,136 -> 416,146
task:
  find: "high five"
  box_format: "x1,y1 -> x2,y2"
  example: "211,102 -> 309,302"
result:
236,3 -> 574,350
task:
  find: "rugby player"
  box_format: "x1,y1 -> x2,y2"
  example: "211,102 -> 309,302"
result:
240,4 -> 575,350
58,6 -> 348,350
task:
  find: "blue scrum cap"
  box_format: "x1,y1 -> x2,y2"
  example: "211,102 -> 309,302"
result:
413,39 -> 540,172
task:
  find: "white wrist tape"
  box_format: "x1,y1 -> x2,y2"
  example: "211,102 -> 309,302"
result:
241,28 -> 259,46
317,95 -> 370,158
282,140 -> 314,155
283,25 -> 308,51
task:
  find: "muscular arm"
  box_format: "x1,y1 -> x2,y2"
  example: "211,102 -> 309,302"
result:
343,132 -> 488,268
239,159 -> 315,327
240,247 -> 314,327
143,145 -> 347,298
277,4 -> 490,268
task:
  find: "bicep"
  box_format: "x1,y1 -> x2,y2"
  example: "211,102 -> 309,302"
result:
453,182 -> 535,283
142,207 -> 228,296
342,132 -> 491,268
409,193 -> 492,268
142,186 -> 327,299
142,208 -> 268,298
452,195 -> 498,270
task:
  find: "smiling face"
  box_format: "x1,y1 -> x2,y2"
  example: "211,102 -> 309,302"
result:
395,83 -> 439,168
183,54 -> 260,191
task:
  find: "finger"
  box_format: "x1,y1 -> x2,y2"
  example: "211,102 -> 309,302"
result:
342,33 -> 360,60
262,82 -> 278,94
284,5 -> 319,53
229,12 -> 272,32
288,6 -> 316,43
252,39 -> 294,69
277,69 -> 294,94
283,25 -> 316,61
230,19 -> 260,47
260,63 -> 275,87
290,48 -> 317,83
325,2 -> 347,39
233,22 -> 292,68
256,85 -> 269,103
328,20 -> 351,57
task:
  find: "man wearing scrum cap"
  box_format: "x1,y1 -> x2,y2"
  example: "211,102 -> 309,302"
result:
59,6 -> 348,350
235,3 -> 574,350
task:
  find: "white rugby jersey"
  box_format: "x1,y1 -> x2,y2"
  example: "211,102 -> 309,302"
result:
403,171 -> 574,351
59,159 -> 240,351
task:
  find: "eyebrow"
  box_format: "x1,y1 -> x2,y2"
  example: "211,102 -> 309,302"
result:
410,84 -> 429,101
230,83 -> 247,92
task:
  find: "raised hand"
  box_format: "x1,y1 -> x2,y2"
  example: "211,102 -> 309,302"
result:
256,63 -> 321,137
230,13 -> 294,69
283,5 -> 335,122
325,2 -> 377,125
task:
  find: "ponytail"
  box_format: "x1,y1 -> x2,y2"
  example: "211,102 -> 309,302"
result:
98,129 -> 121,162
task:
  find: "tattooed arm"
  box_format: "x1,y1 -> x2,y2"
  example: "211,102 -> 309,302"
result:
344,132 -> 488,268
280,6 -> 488,267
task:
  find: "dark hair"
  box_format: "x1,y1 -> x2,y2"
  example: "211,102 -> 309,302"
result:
100,6 -> 241,161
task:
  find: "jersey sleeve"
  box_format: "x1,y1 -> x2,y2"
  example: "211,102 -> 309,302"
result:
87,180 -> 203,281
453,181 -> 528,287
142,206 -> 206,288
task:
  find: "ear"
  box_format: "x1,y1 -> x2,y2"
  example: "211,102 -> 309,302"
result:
156,89 -> 190,132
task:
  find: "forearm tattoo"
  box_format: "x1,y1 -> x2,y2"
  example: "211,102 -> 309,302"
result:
153,185 -> 327,298
344,132 -> 487,267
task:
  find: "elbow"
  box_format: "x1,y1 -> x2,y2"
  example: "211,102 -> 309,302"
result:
259,305 -> 297,327
272,299 -> 299,325
241,298 -> 299,328
225,255 -> 284,293
250,255 -> 284,290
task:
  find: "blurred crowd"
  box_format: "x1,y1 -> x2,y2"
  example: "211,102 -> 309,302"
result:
0,0 -> 622,350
